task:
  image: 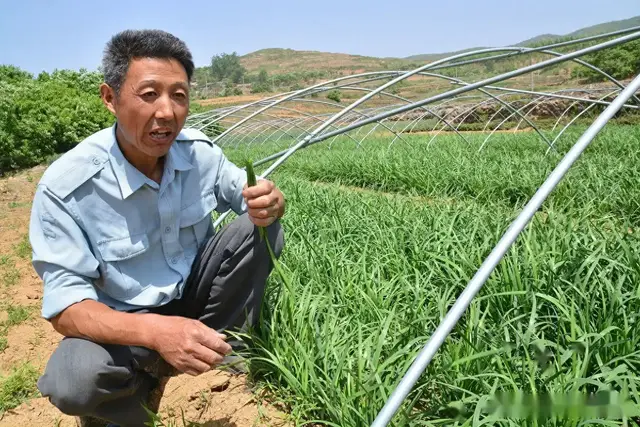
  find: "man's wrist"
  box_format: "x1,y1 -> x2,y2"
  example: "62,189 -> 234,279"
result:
135,313 -> 164,350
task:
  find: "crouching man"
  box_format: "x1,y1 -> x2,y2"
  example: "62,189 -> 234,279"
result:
29,29 -> 285,427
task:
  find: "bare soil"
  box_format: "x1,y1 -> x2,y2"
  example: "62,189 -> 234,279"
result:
0,166 -> 288,427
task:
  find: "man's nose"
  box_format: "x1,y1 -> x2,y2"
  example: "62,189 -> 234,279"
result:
155,95 -> 173,120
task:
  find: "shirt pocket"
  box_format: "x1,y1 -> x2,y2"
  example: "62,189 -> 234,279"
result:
96,232 -> 151,300
179,190 -> 217,251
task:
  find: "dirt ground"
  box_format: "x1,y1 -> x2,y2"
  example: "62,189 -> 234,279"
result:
0,166 -> 289,426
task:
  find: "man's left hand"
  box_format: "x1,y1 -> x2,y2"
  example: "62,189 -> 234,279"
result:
242,179 -> 285,227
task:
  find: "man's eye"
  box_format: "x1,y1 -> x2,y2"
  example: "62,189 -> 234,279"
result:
141,92 -> 157,98
174,92 -> 186,98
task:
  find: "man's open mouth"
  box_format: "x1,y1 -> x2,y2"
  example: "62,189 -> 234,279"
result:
149,130 -> 173,142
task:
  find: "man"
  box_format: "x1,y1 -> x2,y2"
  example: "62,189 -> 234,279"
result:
29,29 -> 285,427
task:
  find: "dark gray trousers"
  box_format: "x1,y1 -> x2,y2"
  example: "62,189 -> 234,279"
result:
36,214 -> 284,427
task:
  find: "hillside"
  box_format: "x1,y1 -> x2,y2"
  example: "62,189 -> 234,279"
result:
403,47 -> 488,63
567,15 -> 640,38
224,15 -> 639,76
192,15 -> 639,101
239,47 -> 413,74
405,15 -> 640,61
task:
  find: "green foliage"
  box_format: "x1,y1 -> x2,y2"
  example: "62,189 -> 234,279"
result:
216,80 -> 243,97
187,102 -> 213,115
2,263 -> 20,287
1,65 -> 227,174
5,305 -> 31,327
210,52 -> 246,83
326,89 -> 342,103
251,68 -> 271,93
13,234 -> 31,259
0,363 -> 39,414
327,89 -> 342,103
0,65 -> 33,84
0,67 -> 114,174
572,40 -> 640,82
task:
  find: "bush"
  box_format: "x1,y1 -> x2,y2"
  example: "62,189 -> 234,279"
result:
0,69 -> 114,174
572,40 -> 640,82
327,89 -> 342,103
0,66 -> 220,175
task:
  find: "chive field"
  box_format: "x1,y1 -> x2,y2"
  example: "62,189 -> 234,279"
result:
221,124 -> 640,426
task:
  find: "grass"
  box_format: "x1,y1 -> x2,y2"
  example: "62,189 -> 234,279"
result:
0,362 -> 39,414
217,123 -> 640,426
5,304 -> 31,327
0,304 -> 33,354
13,234 -> 31,259
0,305 -> 37,414
2,266 -> 20,287
7,201 -> 30,209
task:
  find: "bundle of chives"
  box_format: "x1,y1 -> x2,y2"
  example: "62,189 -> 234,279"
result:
244,160 -> 290,290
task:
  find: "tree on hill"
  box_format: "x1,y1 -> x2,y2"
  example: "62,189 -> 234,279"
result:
572,40 -> 640,82
0,65 -> 33,84
210,52 -> 246,84
251,68 -> 271,93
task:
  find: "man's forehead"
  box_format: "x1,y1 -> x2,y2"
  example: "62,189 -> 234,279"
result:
126,57 -> 188,83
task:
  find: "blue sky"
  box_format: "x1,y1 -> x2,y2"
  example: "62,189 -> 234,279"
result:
1,0 -> 638,75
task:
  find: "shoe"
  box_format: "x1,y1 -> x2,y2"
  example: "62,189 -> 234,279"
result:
74,374 -> 170,427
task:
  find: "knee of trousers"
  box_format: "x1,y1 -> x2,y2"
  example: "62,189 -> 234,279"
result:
37,338 -> 134,415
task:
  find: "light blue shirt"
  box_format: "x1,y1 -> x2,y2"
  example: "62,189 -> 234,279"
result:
29,124 -> 248,320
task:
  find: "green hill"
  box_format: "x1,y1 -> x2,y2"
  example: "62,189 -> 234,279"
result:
193,15 -> 640,99
566,15 -> 640,38
404,15 -> 640,61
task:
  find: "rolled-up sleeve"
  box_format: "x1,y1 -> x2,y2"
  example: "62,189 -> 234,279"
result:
30,185 -> 100,320
213,148 -> 249,216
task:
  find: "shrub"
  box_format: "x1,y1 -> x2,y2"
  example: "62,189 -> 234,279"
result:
0,70 -> 114,174
327,89 -> 342,103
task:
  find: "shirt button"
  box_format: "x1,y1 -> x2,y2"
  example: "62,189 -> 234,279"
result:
171,257 -> 178,264
92,158 -> 101,165
165,226 -> 171,233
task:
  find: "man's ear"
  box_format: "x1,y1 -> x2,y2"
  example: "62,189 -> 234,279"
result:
100,83 -> 117,115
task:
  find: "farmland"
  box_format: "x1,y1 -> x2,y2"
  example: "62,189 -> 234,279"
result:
0,120 -> 639,426
216,124 -> 640,425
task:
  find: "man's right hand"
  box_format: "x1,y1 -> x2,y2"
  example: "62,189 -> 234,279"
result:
150,316 -> 232,376
50,300 -> 231,377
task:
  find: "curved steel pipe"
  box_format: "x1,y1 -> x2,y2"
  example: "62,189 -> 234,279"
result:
369,71 -> 640,427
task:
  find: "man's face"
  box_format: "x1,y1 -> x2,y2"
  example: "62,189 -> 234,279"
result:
101,57 -> 190,159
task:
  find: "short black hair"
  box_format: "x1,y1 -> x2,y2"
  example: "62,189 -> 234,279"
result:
102,29 -> 194,94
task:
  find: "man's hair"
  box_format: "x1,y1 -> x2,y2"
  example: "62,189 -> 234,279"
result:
102,29 -> 194,94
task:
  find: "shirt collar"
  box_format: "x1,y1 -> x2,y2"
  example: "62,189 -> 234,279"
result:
108,123 -> 194,199
166,141 -> 194,172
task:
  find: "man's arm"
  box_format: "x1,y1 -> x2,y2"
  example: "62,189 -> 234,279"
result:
50,300 -> 230,376
50,299 -> 159,348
